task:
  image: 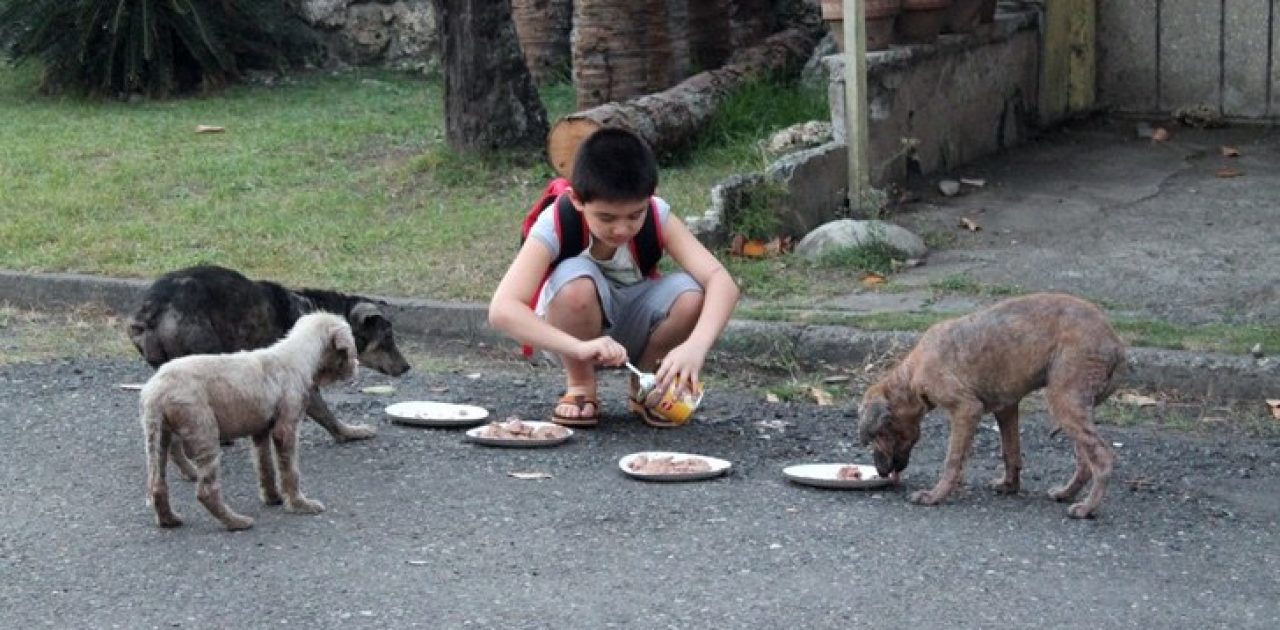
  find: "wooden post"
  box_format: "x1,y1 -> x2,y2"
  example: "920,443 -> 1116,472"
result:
841,0 -> 872,211
1039,0 -> 1096,125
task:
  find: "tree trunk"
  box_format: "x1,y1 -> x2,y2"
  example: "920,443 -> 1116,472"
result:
548,27 -> 819,176
431,0 -> 548,150
665,0 -> 691,83
730,0 -> 774,49
687,0 -> 730,72
572,0 -> 674,109
511,0 -> 574,84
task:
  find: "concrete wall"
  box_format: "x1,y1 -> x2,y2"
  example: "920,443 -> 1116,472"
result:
825,12 -> 1040,183
1098,0 -> 1278,120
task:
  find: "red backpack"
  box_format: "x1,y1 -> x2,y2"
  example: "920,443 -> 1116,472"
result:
519,177 -> 666,357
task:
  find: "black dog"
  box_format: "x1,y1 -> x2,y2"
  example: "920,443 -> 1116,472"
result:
127,265 -> 411,442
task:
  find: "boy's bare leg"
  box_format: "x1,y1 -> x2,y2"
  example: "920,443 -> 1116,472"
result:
636,291 -> 703,373
546,277 -> 604,420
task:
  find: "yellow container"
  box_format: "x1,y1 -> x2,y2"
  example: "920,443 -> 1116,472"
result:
647,381 -> 705,425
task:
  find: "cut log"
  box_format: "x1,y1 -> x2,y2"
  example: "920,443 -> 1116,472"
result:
547,27 -> 821,177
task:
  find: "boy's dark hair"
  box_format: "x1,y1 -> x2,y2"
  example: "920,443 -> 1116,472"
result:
570,127 -> 659,203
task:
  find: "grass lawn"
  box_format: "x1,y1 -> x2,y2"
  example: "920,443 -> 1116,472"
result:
0,62 -> 833,302
2,62 -> 1273,356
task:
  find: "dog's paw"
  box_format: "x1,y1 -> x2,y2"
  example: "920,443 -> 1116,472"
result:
988,478 -> 1020,494
1067,502 -> 1096,519
223,514 -> 255,531
335,424 -> 377,442
286,497 -> 326,514
908,489 -> 944,505
1048,485 -> 1078,502
156,514 -> 184,528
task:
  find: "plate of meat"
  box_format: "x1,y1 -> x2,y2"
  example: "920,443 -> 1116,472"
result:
782,463 -> 893,490
618,451 -> 732,482
465,417 -> 574,447
386,401 -> 490,427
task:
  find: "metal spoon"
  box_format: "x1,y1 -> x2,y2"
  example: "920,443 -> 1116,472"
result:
625,361 -> 657,393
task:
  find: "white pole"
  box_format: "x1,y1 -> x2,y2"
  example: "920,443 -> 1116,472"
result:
842,0 -> 871,211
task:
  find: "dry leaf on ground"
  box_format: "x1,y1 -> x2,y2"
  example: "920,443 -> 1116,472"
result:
508,471 -> 553,480
1221,146 -> 1241,157
1267,399 -> 1280,421
860,272 -> 886,286
959,217 -> 982,231
195,125 -> 225,134
1216,167 -> 1244,178
1117,392 -> 1159,407
807,386 -> 834,406
741,239 -> 768,258
1151,127 -> 1170,142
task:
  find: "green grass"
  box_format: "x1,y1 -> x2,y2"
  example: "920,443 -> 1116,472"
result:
0,62 -> 827,301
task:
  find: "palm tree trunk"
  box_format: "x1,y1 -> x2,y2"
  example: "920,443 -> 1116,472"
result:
431,0 -> 548,150
572,0 -> 674,109
511,0 -> 574,84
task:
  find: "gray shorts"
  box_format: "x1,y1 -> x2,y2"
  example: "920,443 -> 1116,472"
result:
541,257 -> 703,361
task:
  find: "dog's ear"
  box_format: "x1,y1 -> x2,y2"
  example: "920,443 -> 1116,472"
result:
857,395 -> 890,445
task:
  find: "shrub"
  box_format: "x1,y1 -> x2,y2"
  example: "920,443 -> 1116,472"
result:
0,0 -> 319,98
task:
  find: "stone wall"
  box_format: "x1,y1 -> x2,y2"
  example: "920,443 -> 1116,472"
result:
297,0 -> 439,72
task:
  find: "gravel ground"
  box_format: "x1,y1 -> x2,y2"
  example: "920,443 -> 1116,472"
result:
2,340 -> 1278,629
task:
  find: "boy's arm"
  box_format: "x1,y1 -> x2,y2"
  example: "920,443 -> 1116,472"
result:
658,213 -> 741,380
489,239 -> 618,361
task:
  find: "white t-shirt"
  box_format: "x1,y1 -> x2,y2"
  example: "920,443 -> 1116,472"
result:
526,196 -> 672,287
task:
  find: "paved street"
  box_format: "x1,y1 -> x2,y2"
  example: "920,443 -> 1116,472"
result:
2,345 -> 1277,629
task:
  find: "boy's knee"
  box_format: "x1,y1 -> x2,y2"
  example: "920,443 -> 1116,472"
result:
551,277 -> 601,312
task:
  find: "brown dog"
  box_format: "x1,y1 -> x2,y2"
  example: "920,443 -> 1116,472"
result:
140,312 -> 358,530
858,293 -> 1126,518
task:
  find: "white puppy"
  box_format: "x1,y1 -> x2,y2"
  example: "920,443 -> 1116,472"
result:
140,312 -> 357,530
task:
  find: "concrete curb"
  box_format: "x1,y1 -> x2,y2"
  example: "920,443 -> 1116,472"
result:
2,270 -> 1274,402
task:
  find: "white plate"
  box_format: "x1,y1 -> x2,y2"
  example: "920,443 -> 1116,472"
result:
782,463 -> 893,490
385,401 -> 490,427
618,451 -> 732,482
464,421 -> 574,448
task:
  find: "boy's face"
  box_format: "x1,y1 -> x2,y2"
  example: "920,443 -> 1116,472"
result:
572,194 -> 648,249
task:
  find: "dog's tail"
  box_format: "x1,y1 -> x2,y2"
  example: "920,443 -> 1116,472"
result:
139,387 -> 170,500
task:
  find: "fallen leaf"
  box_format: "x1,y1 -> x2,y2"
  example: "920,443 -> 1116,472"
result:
195,124 -> 225,134
361,385 -> 396,395
765,392 -> 780,403
1216,167 -> 1244,178
959,217 -> 982,232
508,471 -> 553,480
742,239 -> 768,258
730,233 -> 746,256
1151,127 -> 1170,142
1220,145 -> 1240,157
1117,392 -> 1158,407
807,386 -> 834,406
860,272 -> 886,286
1267,399 -> 1280,421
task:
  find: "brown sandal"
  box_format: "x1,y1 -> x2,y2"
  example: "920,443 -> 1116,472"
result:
628,399 -> 680,429
551,392 -> 600,427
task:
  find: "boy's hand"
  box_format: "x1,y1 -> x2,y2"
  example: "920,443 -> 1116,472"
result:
653,342 -> 705,393
569,337 -> 628,367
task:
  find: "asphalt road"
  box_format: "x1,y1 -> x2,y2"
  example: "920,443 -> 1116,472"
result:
2,351 -> 1278,629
